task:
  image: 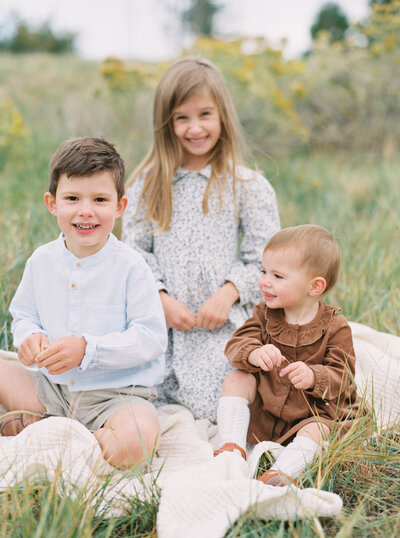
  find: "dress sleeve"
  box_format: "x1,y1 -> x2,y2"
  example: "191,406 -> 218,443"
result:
225,171 -> 280,305
224,304 -> 266,373
305,315 -> 356,400
121,176 -> 167,291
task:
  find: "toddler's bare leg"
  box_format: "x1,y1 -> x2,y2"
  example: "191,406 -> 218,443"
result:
297,421 -> 330,445
94,405 -> 160,469
0,358 -> 46,435
221,369 -> 257,402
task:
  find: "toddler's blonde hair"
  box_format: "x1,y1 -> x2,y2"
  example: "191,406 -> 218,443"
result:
264,224 -> 341,293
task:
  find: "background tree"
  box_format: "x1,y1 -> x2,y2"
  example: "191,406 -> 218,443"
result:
181,0 -> 224,37
369,0 -> 394,5
311,2 -> 349,43
0,17 -> 75,54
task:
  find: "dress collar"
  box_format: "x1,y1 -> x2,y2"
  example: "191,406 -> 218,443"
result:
173,165 -> 212,183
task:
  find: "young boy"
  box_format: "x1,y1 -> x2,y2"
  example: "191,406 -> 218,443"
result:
0,137 -> 168,468
214,225 -> 362,486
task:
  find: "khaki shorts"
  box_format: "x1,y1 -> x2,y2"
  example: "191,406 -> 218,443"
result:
30,371 -> 157,432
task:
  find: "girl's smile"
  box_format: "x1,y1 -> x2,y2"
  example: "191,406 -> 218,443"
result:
172,91 -> 221,171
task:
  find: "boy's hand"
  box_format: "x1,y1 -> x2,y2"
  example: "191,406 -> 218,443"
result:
35,335 -> 86,375
159,291 -> 197,331
279,361 -> 315,390
197,282 -> 239,330
18,333 -> 50,366
248,344 -> 285,371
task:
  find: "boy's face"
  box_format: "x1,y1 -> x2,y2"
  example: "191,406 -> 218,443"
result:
258,248 -> 322,311
44,171 -> 127,258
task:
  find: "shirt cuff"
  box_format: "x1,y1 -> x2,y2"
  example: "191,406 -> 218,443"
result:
157,280 -> 167,292
305,365 -> 328,398
78,334 -> 97,371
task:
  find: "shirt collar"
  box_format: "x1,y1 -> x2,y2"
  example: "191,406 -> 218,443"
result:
57,232 -> 118,267
173,165 -> 212,183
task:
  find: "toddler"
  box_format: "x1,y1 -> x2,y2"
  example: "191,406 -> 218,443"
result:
214,224 -> 362,486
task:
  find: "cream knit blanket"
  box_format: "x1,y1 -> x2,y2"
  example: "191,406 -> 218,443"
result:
0,322 -> 399,538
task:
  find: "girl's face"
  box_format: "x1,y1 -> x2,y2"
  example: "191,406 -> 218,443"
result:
172,91 -> 221,171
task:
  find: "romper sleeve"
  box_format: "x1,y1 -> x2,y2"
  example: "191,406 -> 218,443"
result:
305,314 -> 356,400
121,175 -> 167,292
224,170 -> 280,306
224,303 -> 267,373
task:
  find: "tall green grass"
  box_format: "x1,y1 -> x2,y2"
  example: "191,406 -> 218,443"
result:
0,53 -> 399,536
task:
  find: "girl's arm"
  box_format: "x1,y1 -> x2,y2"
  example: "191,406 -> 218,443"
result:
225,171 -> 280,306
122,177 -> 196,331
121,178 -> 166,291
197,172 -> 280,329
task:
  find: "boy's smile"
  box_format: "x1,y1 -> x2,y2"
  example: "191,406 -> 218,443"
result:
44,171 -> 127,258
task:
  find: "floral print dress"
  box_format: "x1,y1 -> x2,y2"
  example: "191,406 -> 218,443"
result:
122,165 -> 280,421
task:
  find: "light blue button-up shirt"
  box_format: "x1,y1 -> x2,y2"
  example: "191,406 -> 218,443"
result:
10,233 -> 167,390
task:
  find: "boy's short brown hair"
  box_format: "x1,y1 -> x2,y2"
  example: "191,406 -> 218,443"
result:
264,224 -> 341,293
49,137 -> 125,200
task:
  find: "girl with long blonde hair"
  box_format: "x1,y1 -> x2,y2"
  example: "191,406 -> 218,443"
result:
122,56 -> 280,421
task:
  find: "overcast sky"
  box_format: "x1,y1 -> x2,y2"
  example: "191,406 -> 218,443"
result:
0,0 -> 370,60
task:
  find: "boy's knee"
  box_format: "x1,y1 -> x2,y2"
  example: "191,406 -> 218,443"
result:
94,405 -> 160,469
222,369 -> 256,400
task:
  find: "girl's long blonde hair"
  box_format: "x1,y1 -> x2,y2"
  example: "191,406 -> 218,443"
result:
126,56 -> 244,232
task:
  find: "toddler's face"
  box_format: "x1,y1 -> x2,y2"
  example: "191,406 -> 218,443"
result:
258,248 -> 315,311
44,171 -> 127,258
172,91 -> 221,171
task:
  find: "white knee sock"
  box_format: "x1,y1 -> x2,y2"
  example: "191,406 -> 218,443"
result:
271,436 -> 320,479
216,396 -> 250,453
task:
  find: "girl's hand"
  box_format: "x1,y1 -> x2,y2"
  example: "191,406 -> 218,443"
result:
279,361 -> 315,390
159,291 -> 197,331
196,282 -> 239,330
248,344 -> 285,371
18,333 -> 49,366
35,335 -> 86,375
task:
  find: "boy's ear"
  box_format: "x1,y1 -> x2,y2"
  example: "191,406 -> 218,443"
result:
116,195 -> 128,218
44,192 -> 57,215
309,276 -> 327,297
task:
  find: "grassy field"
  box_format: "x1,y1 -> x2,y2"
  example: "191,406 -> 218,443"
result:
0,53 -> 399,536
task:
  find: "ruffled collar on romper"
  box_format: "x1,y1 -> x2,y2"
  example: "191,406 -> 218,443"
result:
264,302 -> 340,347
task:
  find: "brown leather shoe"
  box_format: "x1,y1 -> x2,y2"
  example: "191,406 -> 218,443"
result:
0,410 -> 45,436
213,442 -> 246,460
257,469 -> 297,487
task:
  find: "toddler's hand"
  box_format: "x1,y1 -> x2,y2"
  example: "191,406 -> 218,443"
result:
18,333 -> 49,367
279,361 -> 315,390
196,282 -> 239,330
248,344 -> 285,371
35,335 -> 86,375
159,291 -> 197,331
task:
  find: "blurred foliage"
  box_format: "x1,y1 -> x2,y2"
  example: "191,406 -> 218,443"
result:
100,0 -> 400,158
311,2 -> 349,43
0,99 -> 29,170
362,0 -> 400,53
0,18 -> 75,54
